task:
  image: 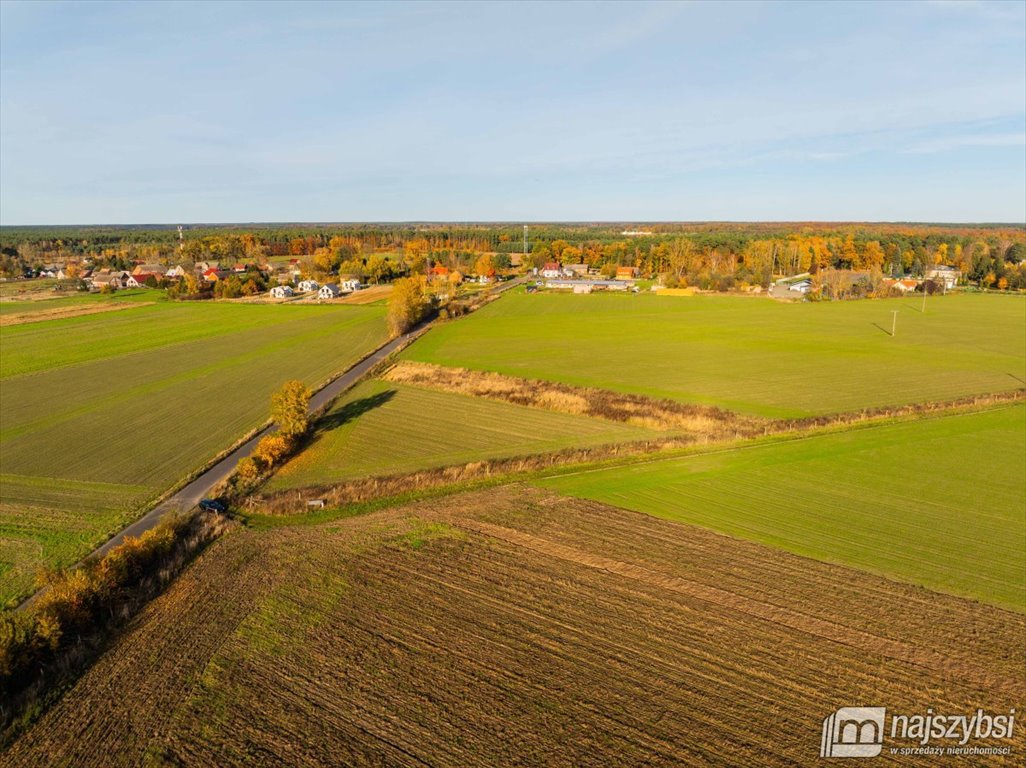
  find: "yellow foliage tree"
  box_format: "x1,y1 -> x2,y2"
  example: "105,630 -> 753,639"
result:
253,434 -> 294,467
861,241 -> 884,271
387,276 -> 428,337
271,380 -> 311,436
473,253 -> 494,276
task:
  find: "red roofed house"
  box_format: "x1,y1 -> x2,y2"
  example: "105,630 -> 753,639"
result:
616,266 -> 639,279
540,262 -> 565,279
126,272 -> 162,288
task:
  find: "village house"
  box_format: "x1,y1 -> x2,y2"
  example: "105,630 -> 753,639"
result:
926,265 -> 960,290
616,265 -> 640,280
126,272 -> 162,288
270,285 -> 294,299
202,268 -> 228,283
194,261 -> 220,274
564,263 -> 590,277
318,283 -> 341,299
340,278 -> 361,292
297,279 -> 320,292
89,270 -> 131,289
882,278 -> 920,294
539,262 -> 574,279
132,264 -> 163,276
165,265 -> 188,278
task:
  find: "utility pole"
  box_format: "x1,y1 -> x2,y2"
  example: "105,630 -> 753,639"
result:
177,225 -> 184,251
891,310 -> 898,337
523,225 -> 528,259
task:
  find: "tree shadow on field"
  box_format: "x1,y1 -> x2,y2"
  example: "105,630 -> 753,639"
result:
316,389 -> 397,433
870,322 -> 894,337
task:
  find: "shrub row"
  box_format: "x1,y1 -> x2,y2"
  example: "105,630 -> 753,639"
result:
0,511 -> 231,740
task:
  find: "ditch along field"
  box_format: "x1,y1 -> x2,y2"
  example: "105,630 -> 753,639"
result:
404,291 -> 1026,418
0,299 -> 387,608
539,404 -> 1026,611
264,378 -> 662,491
3,487 -> 1023,767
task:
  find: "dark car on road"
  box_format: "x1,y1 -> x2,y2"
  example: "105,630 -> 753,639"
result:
198,498 -> 228,513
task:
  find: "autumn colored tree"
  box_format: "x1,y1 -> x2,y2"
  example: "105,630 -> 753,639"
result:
235,456 -> 262,483
473,253 -> 494,276
861,241 -> 884,271
253,434 -> 295,467
666,238 -> 695,283
271,380 -> 311,436
387,276 -> 428,336
313,248 -> 340,275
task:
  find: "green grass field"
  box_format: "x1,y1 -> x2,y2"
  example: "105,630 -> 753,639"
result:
537,404 -> 1026,610
0,288 -> 155,316
0,300 -> 387,607
404,292 -> 1026,417
266,379 -> 659,491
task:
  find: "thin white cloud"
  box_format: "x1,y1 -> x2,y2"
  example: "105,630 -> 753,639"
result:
904,132 -> 1026,154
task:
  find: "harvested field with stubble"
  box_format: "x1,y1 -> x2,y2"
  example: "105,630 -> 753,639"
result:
539,404 -> 1026,611
5,486 -> 1023,767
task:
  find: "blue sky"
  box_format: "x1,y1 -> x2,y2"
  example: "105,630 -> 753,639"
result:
1,0 -> 1024,224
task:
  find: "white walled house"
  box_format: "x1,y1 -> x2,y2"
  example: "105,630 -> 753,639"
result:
340,279 -> 361,292
298,279 -> 320,292
318,284 -> 341,299
270,285 -> 294,299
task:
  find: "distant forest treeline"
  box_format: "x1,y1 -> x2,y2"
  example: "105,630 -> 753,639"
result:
2,221 -> 1024,289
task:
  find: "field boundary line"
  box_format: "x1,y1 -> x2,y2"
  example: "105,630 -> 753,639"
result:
536,396 -> 1025,481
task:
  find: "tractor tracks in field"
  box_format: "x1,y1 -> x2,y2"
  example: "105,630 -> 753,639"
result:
449,517 -> 1024,699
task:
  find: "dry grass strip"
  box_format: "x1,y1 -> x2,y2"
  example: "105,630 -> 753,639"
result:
0,301 -> 152,327
253,389 -> 1023,516
384,360 -> 762,433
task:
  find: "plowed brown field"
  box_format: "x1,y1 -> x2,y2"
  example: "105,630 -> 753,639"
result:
4,486 -> 1023,767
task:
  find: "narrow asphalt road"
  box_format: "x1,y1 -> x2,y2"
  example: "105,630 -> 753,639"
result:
15,276 -> 523,612
90,324 -> 429,559
81,276 -> 524,562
